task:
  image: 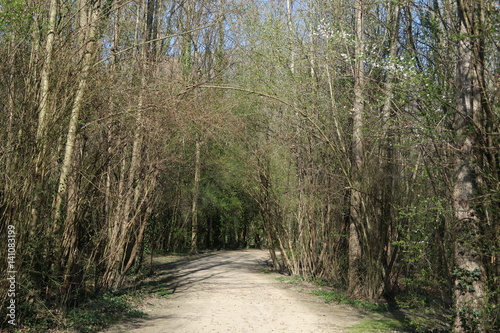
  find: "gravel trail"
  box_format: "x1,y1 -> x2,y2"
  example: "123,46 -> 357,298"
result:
106,250 -> 375,333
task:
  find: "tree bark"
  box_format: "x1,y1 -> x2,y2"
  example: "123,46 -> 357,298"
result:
348,0 -> 365,298
103,0 -> 150,288
55,0 -> 102,302
380,0 -> 401,299
31,0 -> 59,233
53,0 -> 101,228
452,0 -> 487,331
191,139 -> 202,254
36,0 -> 58,141
286,0 -> 295,74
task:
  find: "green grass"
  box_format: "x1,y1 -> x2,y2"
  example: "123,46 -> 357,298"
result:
307,287 -> 404,332
275,276 -> 304,284
273,275 -> 407,332
274,276 -> 388,311
62,253 -> 191,332
154,289 -> 173,298
349,318 -> 404,332
261,267 -> 271,274
64,292 -> 147,333
310,289 -> 389,312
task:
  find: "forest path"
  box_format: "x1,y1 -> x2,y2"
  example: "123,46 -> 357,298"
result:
106,250 -> 388,333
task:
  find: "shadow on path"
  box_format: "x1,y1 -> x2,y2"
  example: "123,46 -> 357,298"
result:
129,250 -> 267,298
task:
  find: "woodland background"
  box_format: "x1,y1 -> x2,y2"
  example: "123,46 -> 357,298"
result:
0,0 -> 499,331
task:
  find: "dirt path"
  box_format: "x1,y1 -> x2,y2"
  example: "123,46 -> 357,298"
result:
106,250 -> 384,333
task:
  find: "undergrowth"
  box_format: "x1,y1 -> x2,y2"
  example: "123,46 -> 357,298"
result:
349,318 -> 405,332
274,274 -> 456,332
5,291 -> 147,333
275,275 -> 389,311
4,255 -> 187,332
310,289 -> 389,312
63,292 -> 147,332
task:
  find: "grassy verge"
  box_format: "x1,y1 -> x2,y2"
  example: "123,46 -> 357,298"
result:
63,291 -> 147,333
274,275 -> 456,332
10,253 -> 193,332
61,253 -> 194,332
309,289 -> 388,312
349,318 -> 405,332
309,289 -> 410,332
11,291 -> 148,333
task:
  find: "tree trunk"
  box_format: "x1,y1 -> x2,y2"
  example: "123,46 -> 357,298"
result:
191,139 -> 202,254
60,138 -> 83,305
53,0 -> 101,228
452,0 -> 487,331
286,0 -> 294,74
380,0 -> 401,299
55,0 -> 102,304
103,0 -> 149,288
348,0 -> 365,298
31,0 -> 59,233
36,0 -> 58,141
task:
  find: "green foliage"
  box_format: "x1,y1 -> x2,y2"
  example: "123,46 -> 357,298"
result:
276,274 -> 452,332
485,297 -> 500,332
275,275 -> 389,312
0,0 -> 31,36
12,301 -> 58,332
306,277 -> 330,287
349,318 -> 405,333
395,193 -> 453,300
10,291 -> 146,332
403,306 -> 453,333
275,276 -> 304,285
64,292 -> 147,333
261,267 -> 271,274
452,267 -> 481,295
456,305 -> 481,333
155,289 -> 173,298
310,289 -> 389,312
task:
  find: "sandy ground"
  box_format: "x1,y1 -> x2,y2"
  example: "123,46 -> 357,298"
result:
106,250 -> 383,333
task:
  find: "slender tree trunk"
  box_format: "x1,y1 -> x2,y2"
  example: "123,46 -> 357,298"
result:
122,196 -> 155,274
191,139 -> 202,254
4,41 -> 16,196
307,1 -> 316,81
286,0 -> 294,74
103,0 -> 151,288
31,0 -> 59,232
60,138 -> 83,304
105,3 -> 120,222
380,1 -> 401,299
348,0 -> 365,297
452,0 -> 487,331
36,0 -> 58,141
53,0 -> 101,228
55,0 -> 102,304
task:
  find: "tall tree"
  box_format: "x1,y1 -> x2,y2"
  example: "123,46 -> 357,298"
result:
348,0 -> 365,298
36,0 -> 58,141
379,0 -> 401,300
190,139 -> 202,254
53,0 -> 103,226
56,0 -> 104,302
452,0 -> 488,331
